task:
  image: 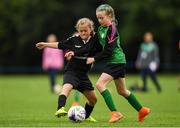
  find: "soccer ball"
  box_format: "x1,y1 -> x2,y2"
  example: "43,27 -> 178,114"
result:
68,106 -> 86,122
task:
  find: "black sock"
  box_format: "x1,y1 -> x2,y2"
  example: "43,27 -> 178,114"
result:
85,103 -> 94,119
57,95 -> 67,110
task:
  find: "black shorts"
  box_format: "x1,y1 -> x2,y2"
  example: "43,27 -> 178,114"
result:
63,71 -> 94,93
103,63 -> 126,79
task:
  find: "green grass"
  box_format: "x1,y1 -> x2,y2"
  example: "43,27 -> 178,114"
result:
0,74 -> 180,127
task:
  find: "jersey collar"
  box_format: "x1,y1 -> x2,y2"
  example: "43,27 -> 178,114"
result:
82,36 -> 91,44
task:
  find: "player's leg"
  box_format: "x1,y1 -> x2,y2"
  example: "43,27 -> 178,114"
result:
96,73 -> 115,110
96,73 -> 122,123
72,90 -> 80,106
114,78 -> 150,121
55,83 -> 73,117
55,71 -> 78,117
83,90 -> 97,121
57,84 -> 73,109
114,78 -> 140,110
77,75 -> 97,121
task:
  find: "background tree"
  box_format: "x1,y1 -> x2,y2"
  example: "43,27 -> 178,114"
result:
0,0 -> 179,72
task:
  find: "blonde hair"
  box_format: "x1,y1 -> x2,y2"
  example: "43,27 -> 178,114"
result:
96,4 -> 116,23
75,18 -> 94,32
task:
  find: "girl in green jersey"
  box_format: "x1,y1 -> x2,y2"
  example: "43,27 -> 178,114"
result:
86,4 -> 150,123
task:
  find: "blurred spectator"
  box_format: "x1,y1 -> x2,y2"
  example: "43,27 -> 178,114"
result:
42,34 -> 64,93
136,32 -> 162,92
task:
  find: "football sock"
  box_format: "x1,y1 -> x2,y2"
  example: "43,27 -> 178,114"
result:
57,95 -> 67,110
74,91 -> 80,102
101,89 -> 117,111
85,103 -> 94,119
126,93 -> 142,111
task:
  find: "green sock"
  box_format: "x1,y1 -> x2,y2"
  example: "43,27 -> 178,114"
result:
74,91 -> 80,102
101,89 -> 117,111
126,93 -> 142,111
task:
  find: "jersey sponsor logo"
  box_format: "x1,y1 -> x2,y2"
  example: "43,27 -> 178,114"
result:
75,45 -> 81,48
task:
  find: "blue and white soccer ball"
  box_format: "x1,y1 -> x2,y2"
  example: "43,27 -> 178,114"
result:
68,106 -> 86,122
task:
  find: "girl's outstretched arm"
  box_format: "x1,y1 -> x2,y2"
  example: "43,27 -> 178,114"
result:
36,42 -> 58,49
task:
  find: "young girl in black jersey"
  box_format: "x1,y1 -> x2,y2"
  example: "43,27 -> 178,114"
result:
36,18 -> 99,122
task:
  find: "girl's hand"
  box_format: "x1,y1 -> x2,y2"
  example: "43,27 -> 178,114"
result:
86,57 -> 95,64
36,42 -> 46,49
64,51 -> 74,60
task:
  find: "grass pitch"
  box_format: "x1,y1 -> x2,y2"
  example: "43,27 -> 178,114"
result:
0,74 -> 180,127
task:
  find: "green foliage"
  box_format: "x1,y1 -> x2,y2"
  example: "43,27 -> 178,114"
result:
108,0 -> 179,43
0,0 -> 179,67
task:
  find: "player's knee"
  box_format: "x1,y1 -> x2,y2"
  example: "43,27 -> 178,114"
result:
95,82 -> 100,89
89,96 -> 97,106
117,89 -> 130,97
95,82 -> 104,92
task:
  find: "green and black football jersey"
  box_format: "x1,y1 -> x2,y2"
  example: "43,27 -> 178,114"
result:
94,23 -> 126,64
